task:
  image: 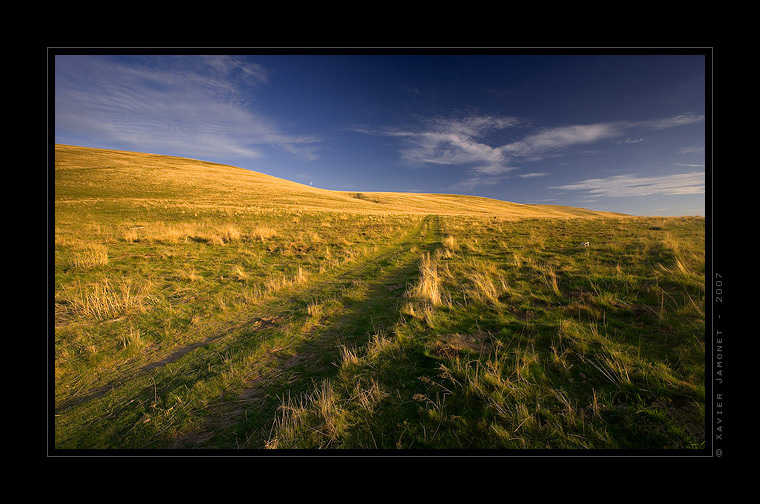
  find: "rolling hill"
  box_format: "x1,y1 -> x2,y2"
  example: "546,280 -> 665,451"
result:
54,144 -> 624,218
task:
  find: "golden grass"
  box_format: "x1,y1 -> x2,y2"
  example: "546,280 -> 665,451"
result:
451,258 -> 510,306
56,145 -> 624,218
251,226 -> 277,241
443,234 -> 458,251
263,266 -> 309,295
121,327 -> 145,351
465,270 -> 502,305
58,277 -> 155,321
409,252 -> 442,306
67,241 -> 109,268
230,265 -> 248,282
117,222 -> 249,245
538,262 -> 561,296
266,379 -> 347,449
353,378 -> 388,412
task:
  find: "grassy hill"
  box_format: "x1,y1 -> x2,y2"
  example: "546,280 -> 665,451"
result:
55,144 -> 622,218
51,144 -> 705,452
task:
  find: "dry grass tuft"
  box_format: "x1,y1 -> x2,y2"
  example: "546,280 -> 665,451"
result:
58,277 -> 155,321
466,270 -> 502,305
230,265 -> 248,282
353,378 -> 388,412
266,379 -> 347,449
251,226 -> 277,241
539,262 -> 561,296
339,344 -> 361,366
121,327 -> 145,351
443,235 -> 458,251
217,225 -> 242,242
410,252 -> 441,306
458,259 -> 509,306
307,298 -> 324,321
67,242 -> 109,269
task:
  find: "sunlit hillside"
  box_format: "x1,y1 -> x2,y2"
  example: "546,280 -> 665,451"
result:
55,144 -> 623,218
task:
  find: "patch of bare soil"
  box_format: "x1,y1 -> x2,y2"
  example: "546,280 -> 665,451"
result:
429,331 -> 494,359
509,307 -> 537,321
653,398 -> 705,443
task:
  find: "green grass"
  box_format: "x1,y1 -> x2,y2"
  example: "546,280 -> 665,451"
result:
52,145 -> 706,451
260,216 -> 705,450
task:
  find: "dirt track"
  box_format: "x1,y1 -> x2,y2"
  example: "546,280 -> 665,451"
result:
55,216 -> 441,449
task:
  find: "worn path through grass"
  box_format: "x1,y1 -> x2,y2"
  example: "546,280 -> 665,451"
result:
172,215 -> 443,449
54,215 -> 442,449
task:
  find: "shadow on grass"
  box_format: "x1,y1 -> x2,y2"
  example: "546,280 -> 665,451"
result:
168,216 -> 444,449
53,216 -> 442,450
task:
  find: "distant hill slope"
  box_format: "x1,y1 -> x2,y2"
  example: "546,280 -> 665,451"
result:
54,145 -> 625,218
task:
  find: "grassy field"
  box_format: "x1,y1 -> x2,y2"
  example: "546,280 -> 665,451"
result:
52,145 -> 706,451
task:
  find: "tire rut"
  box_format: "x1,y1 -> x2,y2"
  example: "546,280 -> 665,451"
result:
54,216 -> 441,449
168,215 -> 442,449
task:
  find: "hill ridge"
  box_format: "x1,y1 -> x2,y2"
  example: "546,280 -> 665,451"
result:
54,144 -> 625,218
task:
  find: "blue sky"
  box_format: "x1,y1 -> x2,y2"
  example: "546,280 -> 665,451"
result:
54,52 -> 707,216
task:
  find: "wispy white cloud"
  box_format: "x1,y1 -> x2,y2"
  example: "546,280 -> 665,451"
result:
55,55 -> 320,161
644,114 -> 704,129
359,112 -> 704,190
502,115 -> 703,161
198,55 -> 270,86
550,171 -> 705,197
451,174 -> 508,191
517,172 -> 550,178
678,145 -> 705,154
383,115 -> 521,175
503,121 -> 631,160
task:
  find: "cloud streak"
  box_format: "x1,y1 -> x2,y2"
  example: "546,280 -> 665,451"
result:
517,172 -> 550,178
379,115 -> 521,175
502,121 -> 631,160
678,145 -> 705,155
550,171 -> 705,197
451,175 -> 507,192
360,113 -> 704,189
55,55 -> 320,161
